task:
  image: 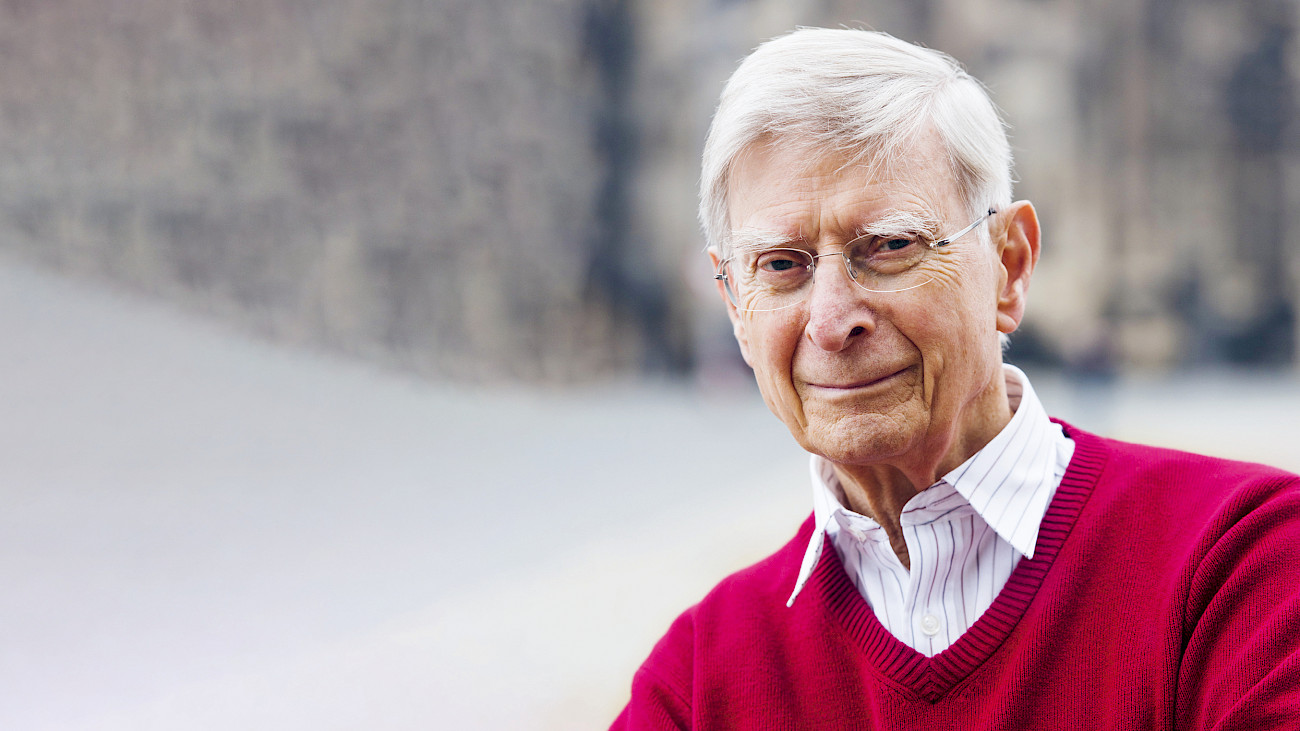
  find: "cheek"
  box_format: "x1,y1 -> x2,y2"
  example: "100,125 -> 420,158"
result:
926,259 -> 1001,338
742,315 -> 807,416
891,293 -> 984,393
742,312 -> 799,372
909,286 -> 1004,402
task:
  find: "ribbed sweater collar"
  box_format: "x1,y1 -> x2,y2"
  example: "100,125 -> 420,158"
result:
801,421 -> 1109,702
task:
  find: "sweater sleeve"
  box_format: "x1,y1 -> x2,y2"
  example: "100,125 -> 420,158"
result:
1176,475 -> 1300,730
610,609 -> 695,731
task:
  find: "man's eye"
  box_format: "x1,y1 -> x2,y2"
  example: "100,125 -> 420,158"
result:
847,235 -> 920,258
847,235 -> 926,274
756,251 -> 808,273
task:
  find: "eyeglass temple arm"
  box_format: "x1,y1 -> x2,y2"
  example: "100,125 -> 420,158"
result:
932,208 -> 997,249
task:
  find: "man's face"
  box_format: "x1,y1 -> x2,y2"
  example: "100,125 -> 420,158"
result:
715,132 -> 1020,472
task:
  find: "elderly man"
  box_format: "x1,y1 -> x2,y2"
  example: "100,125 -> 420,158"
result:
612,28 -> 1300,729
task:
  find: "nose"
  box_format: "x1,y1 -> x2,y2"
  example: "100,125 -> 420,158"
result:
803,254 -> 876,352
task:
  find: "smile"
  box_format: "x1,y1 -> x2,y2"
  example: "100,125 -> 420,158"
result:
804,367 -> 910,392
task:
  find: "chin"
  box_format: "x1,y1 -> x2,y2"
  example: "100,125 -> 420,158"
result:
795,410 -> 922,466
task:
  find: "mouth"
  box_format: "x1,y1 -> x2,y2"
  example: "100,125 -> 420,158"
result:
804,366 -> 909,391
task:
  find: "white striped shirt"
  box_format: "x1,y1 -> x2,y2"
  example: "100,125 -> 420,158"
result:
787,364 -> 1074,657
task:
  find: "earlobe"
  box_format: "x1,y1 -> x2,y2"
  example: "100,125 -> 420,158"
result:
994,201 -> 1041,334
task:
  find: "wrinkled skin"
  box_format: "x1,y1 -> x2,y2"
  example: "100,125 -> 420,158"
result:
711,131 -> 1041,563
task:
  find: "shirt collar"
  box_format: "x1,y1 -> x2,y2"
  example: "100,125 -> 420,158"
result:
787,364 -> 1062,607
943,364 -> 1059,558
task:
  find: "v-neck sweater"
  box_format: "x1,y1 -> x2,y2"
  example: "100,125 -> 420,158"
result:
612,424 -> 1300,729
794,364 -> 1073,656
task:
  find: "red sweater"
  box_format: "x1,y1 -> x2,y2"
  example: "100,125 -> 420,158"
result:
612,424 -> 1300,729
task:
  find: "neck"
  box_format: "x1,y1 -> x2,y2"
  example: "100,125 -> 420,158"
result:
830,371 -> 1012,569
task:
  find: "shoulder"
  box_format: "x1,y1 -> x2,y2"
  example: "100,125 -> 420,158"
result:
1059,418 -> 1296,480
1057,420 -> 1299,516
627,518 -> 816,675
617,516 -> 816,726
1056,421 -> 1300,605
700,514 -> 816,609
656,514 -> 815,643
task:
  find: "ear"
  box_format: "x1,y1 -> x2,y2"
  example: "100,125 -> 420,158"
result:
708,251 -> 752,365
993,201 -> 1041,335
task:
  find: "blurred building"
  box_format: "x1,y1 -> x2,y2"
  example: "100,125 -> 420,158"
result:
643,0 -> 1300,375
0,0 -> 1295,381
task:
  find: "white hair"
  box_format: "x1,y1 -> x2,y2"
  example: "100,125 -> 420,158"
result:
700,28 -> 1013,256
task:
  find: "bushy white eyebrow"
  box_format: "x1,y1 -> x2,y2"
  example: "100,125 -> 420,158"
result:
854,210 -> 942,239
726,227 -> 801,254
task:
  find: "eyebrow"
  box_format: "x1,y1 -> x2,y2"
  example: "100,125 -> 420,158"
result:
727,209 -> 943,253
853,210 -> 943,239
726,227 -> 803,254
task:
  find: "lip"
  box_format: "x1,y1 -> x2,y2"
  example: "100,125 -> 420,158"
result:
804,367 -> 908,391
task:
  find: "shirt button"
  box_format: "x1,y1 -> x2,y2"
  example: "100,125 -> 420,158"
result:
920,614 -> 942,637
848,528 -> 867,542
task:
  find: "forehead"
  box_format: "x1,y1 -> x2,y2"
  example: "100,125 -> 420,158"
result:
726,130 -> 961,240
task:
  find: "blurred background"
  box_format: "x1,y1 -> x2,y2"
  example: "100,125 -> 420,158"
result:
1,0 -> 1297,729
